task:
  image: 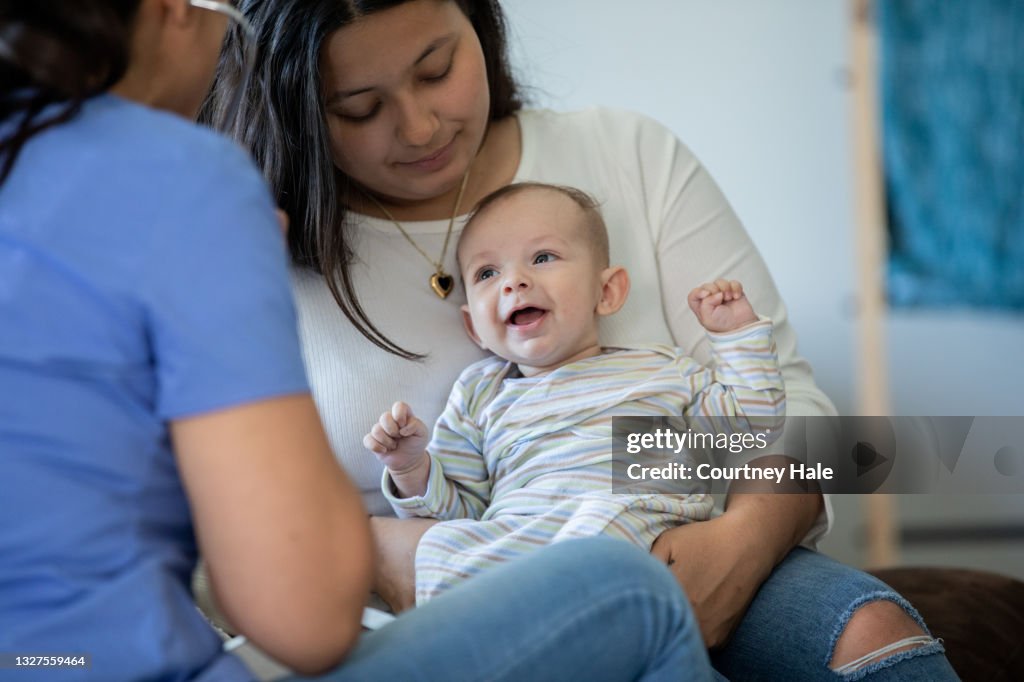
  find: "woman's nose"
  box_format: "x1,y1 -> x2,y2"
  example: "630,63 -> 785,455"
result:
395,93 -> 439,148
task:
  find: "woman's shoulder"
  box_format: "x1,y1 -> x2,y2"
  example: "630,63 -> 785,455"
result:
8,95 -> 280,273
515,107 -> 698,178
97,97 -> 274,225
4,95 -> 271,230
65,94 -> 261,189
518,107 -> 681,143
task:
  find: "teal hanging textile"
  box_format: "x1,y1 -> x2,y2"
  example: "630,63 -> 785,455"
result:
880,0 -> 1024,308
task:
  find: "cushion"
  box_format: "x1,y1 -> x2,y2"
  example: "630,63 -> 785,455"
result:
868,567 -> 1024,681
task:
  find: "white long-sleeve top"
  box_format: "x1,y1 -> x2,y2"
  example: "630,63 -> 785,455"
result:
292,107 -> 835,539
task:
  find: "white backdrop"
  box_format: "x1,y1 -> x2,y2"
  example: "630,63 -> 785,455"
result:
502,0 -> 1024,574
504,0 -> 858,414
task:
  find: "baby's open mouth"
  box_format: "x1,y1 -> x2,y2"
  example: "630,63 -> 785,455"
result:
507,307 -> 547,326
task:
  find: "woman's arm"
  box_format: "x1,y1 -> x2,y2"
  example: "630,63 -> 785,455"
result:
173,394 -> 372,675
652,483 -> 822,647
629,112 -> 834,644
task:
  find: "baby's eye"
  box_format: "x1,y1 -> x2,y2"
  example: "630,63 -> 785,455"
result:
477,268 -> 497,281
533,252 -> 556,265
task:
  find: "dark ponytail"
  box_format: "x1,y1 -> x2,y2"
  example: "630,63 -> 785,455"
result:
0,0 -> 142,184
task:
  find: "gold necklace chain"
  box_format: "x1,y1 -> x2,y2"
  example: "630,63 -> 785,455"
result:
364,169 -> 471,299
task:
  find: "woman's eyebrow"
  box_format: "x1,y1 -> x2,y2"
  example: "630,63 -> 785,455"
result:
414,34 -> 456,66
326,34 -> 457,103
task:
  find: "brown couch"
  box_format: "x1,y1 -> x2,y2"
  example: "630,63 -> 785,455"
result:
868,567 -> 1024,681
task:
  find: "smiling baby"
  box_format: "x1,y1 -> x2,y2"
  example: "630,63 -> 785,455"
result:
363,182 -> 786,603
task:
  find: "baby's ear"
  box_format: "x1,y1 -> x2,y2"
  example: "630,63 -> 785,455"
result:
461,304 -> 486,348
596,266 -> 630,316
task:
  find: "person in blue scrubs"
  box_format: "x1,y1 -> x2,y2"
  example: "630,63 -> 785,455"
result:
0,1 -> 711,680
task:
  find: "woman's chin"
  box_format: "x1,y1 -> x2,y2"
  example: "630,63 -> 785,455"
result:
383,167 -> 470,205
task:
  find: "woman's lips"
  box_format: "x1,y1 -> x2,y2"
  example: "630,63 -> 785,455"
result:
398,137 -> 456,172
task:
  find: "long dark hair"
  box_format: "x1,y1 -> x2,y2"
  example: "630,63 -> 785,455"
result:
202,0 -> 523,360
0,1 -> 141,184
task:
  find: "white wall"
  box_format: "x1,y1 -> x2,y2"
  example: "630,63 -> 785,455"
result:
505,0 -> 859,414
503,0 -> 1024,575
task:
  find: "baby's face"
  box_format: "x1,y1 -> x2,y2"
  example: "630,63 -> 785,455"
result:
458,190 -> 607,375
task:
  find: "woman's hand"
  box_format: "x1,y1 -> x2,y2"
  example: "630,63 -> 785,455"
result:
651,489 -> 821,648
369,516 -> 438,613
651,513 -> 773,648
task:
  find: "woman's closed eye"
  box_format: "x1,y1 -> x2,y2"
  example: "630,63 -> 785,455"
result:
421,60 -> 453,83
332,62 -> 450,123
419,43 -> 457,83
335,102 -> 381,123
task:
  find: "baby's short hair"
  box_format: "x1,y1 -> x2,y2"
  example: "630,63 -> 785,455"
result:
460,182 -> 610,267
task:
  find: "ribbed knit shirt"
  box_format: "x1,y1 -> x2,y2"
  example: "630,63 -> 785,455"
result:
292,107 -> 835,537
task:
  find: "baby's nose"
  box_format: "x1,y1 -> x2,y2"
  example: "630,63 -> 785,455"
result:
502,274 -> 531,294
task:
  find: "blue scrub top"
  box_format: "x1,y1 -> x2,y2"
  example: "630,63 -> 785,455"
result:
0,94 -> 309,681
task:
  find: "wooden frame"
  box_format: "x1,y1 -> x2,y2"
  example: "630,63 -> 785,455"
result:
849,0 -> 898,567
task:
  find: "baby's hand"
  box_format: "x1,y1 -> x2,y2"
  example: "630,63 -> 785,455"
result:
363,401 -> 429,475
687,279 -> 758,333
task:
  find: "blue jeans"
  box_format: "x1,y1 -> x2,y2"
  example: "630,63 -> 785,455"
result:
291,537 -> 713,681
710,548 -> 959,681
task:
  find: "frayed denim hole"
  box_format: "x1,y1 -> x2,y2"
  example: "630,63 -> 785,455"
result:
833,634 -> 937,675
825,590 -> 933,672
838,639 -> 946,681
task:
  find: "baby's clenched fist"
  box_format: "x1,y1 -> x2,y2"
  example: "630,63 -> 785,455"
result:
363,401 -> 429,475
686,279 -> 758,333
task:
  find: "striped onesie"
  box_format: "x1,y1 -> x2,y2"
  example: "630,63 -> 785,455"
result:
382,320 -> 785,603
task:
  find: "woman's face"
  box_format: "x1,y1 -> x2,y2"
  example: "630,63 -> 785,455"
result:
320,0 -> 491,206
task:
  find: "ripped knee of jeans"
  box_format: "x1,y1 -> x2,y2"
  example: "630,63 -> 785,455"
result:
828,591 -> 946,679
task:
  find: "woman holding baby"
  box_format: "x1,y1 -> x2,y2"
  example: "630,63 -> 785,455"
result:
205,0 -> 959,678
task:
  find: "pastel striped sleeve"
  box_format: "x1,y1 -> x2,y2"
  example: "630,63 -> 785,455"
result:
682,318 -> 786,428
382,372 -> 490,520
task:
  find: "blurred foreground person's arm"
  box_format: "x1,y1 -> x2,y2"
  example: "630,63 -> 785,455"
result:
173,396 -> 372,674
1,0 -> 371,677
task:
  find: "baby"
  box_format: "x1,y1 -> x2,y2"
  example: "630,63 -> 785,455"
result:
364,182 -> 785,604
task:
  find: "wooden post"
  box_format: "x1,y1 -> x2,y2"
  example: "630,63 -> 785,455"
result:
849,0 -> 898,567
